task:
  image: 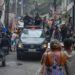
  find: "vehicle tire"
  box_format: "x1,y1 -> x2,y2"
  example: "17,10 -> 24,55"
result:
2,60 -> 6,67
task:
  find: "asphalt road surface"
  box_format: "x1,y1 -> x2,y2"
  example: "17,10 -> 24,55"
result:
0,51 -> 75,75
0,52 -> 41,75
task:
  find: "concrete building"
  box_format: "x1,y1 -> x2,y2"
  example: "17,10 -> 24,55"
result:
0,0 -> 5,24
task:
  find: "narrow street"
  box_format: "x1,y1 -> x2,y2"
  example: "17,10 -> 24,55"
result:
0,0 -> 75,75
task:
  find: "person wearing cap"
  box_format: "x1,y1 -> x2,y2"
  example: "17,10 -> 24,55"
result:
40,40 -> 67,75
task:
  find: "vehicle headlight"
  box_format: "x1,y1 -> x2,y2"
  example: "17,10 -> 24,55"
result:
18,43 -> 23,48
42,44 -> 47,48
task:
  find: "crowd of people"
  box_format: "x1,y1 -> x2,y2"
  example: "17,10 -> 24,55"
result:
35,14 -> 75,75
23,13 -> 74,42
39,38 -> 75,75
0,10 -> 75,74
23,13 -> 42,27
38,15 -> 75,75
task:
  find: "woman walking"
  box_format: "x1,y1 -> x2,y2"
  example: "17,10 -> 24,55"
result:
40,40 -> 68,75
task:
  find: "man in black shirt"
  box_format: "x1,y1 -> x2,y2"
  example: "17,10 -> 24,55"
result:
23,14 -> 33,27
35,13 -> 42,25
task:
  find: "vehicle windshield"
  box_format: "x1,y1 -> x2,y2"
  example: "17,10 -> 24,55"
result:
21,29 -> 44,39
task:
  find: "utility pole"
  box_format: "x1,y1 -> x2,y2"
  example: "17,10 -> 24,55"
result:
4,0 -> 9,29
53,0 -> 57,12
73,0 -> 75,32
21,0 -> 23,16
15,0 -> 18,17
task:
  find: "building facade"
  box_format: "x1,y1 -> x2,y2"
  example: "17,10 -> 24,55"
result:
0,0 -> 5,24
61,0 -> 73,15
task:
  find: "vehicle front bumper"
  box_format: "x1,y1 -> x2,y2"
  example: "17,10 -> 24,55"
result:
17,48 -> 46,59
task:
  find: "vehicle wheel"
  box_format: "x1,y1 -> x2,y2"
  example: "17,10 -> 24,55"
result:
2,60 -> 6,67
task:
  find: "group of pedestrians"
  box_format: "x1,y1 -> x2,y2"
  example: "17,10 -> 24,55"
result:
23,13 -> 42,27
39,38 -> 75,75
0,31 -> 18,53
45,17 -> 74,42
38,15 -> 75,75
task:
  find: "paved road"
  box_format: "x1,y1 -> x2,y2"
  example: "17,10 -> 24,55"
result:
0,51 -> 75,75
0,52 -> 41,75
